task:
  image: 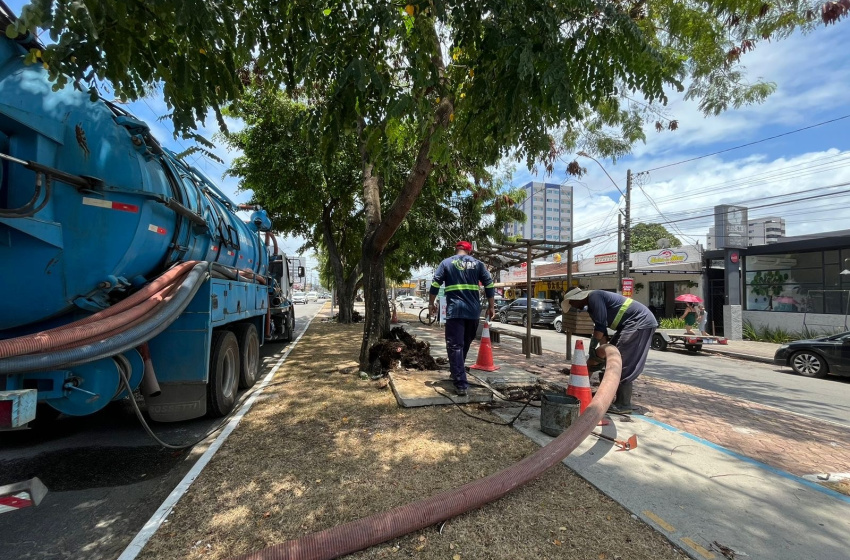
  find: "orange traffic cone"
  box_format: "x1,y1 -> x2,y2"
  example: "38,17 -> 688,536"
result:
391,305 -> 399,324
471,320 -> 500,372
567,340 -> 592,414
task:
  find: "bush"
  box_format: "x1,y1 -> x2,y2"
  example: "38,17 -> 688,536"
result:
658,317 -> 687,329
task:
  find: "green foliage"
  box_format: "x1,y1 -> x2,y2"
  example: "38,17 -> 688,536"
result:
630,223 -> 683,253
13,1 -> 846,154
659,317 -> 687,329
742,320 -> 797,343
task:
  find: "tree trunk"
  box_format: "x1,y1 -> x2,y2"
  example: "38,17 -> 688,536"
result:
321,202 -> 358,324
334,264 -> 359,324
358,247 -> 390,367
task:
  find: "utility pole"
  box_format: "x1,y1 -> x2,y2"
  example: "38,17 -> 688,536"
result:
617,213 -> 623,294
623,169 -> 632,290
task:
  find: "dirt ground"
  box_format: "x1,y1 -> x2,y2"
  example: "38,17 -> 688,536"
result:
139,321 -> 687,560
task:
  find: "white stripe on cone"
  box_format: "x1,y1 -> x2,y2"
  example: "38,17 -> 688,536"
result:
568,374 -> 590,388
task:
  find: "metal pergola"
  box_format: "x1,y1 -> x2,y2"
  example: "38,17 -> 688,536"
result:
476,238 -> 591,358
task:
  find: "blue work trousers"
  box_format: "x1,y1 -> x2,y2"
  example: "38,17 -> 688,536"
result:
445,318 -> 479,390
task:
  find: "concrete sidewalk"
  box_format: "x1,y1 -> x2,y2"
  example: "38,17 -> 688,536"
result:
656,329 -> 781,364
493,406 -> 850,560
698,339 -> 780,364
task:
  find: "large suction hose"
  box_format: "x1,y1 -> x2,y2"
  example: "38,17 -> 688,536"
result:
0,261 -> 198,358
0,262 -> 209,374
227,346 -> 623,560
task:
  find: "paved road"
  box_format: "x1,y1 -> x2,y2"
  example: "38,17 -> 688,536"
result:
0,302 -> 324,560
492,320 -> 850,427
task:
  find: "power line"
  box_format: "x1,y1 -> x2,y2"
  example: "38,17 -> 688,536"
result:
638,114 -> 850,173
630,151 -> 850,211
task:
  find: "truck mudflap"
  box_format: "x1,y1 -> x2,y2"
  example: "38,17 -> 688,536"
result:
0,389 -> 36,428
0,477 -> 48,515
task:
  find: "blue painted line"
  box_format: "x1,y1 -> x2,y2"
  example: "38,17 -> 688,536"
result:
635,415 -> 850,505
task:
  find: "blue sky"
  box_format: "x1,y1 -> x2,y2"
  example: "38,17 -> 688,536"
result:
7,1 -> 849,267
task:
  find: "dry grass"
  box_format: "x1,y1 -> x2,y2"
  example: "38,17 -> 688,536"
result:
139,322 -> 686,560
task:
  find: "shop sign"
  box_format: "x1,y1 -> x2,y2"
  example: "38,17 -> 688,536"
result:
622,277 -> 634,297
594,252 -> 617,265
646,249 -> 689,266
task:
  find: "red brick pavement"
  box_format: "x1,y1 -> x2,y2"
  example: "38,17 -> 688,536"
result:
404,319 -> 850,481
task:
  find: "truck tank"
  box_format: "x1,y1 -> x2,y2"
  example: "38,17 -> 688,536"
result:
0,30 -> 268,333
0,15 -> 290,424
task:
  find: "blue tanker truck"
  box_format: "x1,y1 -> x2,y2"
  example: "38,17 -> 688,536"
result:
0,11 -> 297,427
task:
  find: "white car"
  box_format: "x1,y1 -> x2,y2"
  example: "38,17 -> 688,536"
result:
306,291 -> 318,301
292,291 -> 307,304
398,296 -> 426,308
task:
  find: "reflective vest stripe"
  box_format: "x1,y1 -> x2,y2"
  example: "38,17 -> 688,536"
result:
444,284 -> 480,292
611,298 -> 634,330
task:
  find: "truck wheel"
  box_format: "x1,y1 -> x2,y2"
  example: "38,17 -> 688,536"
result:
207,330 -> 239,417
651,333 -> 668,351
283,309 -> 294,342
233,323 -> 260,389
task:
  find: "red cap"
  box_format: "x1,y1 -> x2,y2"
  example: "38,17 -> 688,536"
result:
455,241 -> 472,252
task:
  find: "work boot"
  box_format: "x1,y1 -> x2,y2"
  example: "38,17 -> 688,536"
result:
608,382 -> 633,414
456,388 -> 468,397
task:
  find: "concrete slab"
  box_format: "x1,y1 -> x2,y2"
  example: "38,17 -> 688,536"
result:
494,407 -> 850,560
389,370 -> 492,408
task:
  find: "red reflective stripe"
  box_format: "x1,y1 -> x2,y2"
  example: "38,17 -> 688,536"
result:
0,495 -> 32,509
111,202 -> 139,213
147,224 -> 166,235
81,197 -> 138,213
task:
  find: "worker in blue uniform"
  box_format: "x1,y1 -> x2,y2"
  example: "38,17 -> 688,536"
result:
429,241 -> 495,396
564,288 -> 658,413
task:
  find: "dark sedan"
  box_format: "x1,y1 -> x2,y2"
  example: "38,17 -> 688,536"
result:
774,331 -> 850,378
499,298 -> 560,328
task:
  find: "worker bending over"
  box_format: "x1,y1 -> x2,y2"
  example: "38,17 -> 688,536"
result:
564,288 -> 657,413
429,241 -> 495,397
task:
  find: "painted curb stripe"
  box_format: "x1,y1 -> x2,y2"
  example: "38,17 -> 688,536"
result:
117,306 -> 323,560
635,415 -> 850,505
681,537 -> 716,559
642,509 -> 676,532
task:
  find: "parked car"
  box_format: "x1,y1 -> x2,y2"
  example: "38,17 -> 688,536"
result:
774,331 -> 850,378
481,296 -> 512,321
306,291 -> 318,301
292,291 -> 307,305
398,296 -> 426,308
499,298 -> 559,328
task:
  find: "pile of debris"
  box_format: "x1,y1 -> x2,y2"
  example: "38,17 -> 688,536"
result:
368,327 -> 437,375
486,379 -> 564,403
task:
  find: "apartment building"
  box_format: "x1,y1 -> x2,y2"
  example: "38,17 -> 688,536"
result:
504,182 -> 573,247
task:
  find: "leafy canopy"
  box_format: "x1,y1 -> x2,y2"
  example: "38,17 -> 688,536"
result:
630,222 -> 683,253
9,1 -> 847,161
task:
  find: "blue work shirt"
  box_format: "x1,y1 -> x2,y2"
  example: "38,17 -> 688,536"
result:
587,290 -> 658,333
430,255 -> 495,320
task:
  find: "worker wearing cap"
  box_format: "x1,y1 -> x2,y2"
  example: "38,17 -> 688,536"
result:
564,288 -> 657,413
429,241 -> 495,396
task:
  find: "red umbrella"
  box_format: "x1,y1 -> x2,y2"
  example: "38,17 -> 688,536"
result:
675,294 -> 703,303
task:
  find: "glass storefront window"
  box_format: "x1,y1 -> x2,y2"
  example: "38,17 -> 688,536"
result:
745,250 -> 849,314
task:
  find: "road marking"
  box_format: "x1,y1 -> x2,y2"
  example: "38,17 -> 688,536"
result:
681,537 -> 716,559
117,305 -> 324,560
642,509 -> 675,532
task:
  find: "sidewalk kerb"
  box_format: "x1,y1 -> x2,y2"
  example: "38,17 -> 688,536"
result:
699,347 -> 775,364
117,307 -> 323,560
